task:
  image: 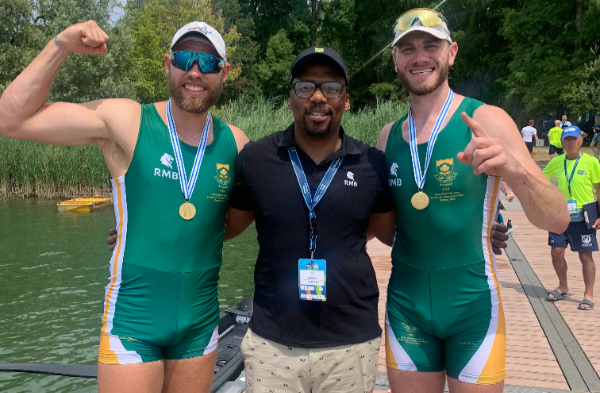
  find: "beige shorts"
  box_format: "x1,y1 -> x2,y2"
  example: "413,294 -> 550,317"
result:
241,328 -> 381,393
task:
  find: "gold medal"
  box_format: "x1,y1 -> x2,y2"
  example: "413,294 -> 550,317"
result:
411,191 -> 429,210
179,202 -> 196,220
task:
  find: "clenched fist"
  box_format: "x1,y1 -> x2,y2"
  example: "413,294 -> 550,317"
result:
55,20 -> 109,54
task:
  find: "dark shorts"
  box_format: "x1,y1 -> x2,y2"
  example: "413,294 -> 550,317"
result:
548,221 -> 598,252
525,141 -> 533,153
549,145 -> 563,155
593,133 -> 600,143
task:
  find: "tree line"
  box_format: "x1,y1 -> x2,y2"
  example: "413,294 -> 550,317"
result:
1,0 -> 599,127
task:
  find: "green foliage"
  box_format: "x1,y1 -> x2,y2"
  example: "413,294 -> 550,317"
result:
125,0 -> 241,104
257,29 -> 296,100
212,96 -> 294,140
0,0 -> 45,92
563,47 -> 600,113
0,0 -> 136,101
213,0 -> 261,100
341,98 -> 408,146
0,136 -> 110,197
501,0 -> 600,121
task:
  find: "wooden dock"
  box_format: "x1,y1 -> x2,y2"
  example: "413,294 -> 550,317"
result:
369,206 -> 600,392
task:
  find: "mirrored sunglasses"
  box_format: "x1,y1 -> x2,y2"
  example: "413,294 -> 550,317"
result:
170,51 -> 225,74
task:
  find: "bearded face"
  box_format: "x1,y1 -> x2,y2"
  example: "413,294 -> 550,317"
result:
167,66 -> 224,113
393,34 -> 455,97
396,51 -> 450,96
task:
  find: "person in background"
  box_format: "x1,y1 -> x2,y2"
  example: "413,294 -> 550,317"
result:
521,120 -> 539,158
548,120 -> 564,158
560,114 -> 572,129
590,120 -> 600,158
544,126 -> 598,311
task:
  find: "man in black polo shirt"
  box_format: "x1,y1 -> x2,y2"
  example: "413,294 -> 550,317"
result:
225,47 -> 396,393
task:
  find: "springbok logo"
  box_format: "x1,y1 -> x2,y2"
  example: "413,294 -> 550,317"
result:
347,171 -> 354,181
390,163 -> 398,177
160,153 -> 174,169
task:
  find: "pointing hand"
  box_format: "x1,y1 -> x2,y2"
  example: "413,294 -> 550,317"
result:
457,112 -> 517,178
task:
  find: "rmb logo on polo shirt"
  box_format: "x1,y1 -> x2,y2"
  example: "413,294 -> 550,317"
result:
154,153 -> 180,180
344,171 -> 357,187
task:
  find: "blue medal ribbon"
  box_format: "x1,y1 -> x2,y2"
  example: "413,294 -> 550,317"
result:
564,152 -> 582,198
288,146 -> 343,261
408,89 -> 454,191
166,99 -> 211,202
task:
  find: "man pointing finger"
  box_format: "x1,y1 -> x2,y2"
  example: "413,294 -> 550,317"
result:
376,8 -> 569,393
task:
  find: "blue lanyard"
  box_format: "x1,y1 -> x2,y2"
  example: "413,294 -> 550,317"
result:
563,152 -> 582,198
288,146 -> 343,261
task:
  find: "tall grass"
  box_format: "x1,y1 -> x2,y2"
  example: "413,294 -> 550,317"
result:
0,98 -> 408,197
0,139 -> 111,198
213,97 -> 409,147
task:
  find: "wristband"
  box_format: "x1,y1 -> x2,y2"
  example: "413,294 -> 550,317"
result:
54,36 -> 69,52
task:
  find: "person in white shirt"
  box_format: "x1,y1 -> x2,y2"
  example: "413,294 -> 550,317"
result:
521,120 -> 539,157
560,114 -> 572,129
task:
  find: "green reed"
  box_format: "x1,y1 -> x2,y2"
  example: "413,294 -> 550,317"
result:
0,98 -> 407,197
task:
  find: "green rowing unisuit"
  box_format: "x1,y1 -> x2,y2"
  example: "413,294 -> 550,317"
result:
384,97 -> 506,385
99,103 -> 238,364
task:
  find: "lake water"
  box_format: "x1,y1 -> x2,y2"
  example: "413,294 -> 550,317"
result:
0,199 -> 258,392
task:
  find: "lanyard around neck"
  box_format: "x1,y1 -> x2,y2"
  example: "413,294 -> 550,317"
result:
288,146 -> 343,260
563,152 -> 582,198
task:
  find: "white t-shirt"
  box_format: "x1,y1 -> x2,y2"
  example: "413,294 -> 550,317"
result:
521,126 -> 537,142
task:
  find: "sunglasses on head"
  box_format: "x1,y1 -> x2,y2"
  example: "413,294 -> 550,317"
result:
393,8 -> 449,34
170,51 -> 225,74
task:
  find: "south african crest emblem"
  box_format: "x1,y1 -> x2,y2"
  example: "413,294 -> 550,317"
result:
434,158 -> 457,185
215,164 -> 232,187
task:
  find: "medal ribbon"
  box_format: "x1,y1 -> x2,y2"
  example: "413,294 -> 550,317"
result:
166,99 -> 211,201
408,89 -> 454,190
288,146 -> 343,260
563,152 -> 582,198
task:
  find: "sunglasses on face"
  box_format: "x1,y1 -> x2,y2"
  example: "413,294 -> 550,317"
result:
393,8 -> 449,34
290,81 -> 347,99
170,51 -> 225,74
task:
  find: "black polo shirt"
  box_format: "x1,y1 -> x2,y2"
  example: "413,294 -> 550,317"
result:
229,123 -> 393,348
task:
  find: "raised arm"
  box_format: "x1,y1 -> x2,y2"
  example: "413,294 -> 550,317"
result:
0,21 -> 139,177
458,106 -> 569,233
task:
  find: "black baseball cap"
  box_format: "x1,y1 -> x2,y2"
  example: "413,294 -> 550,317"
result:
289,46 -> 350,86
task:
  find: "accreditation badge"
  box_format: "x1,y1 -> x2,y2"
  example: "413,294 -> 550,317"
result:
298,259 -> 326,301
567,199 -> 578,214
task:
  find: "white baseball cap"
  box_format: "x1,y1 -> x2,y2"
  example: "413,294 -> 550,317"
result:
170,22 -> 227,61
